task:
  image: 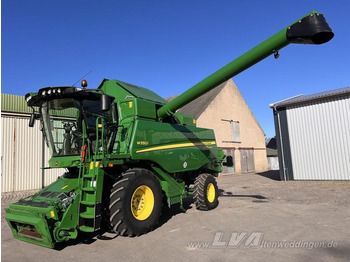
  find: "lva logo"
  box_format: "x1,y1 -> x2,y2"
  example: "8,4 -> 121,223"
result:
212,232 -> 263,248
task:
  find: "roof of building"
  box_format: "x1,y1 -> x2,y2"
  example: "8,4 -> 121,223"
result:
1,93 -> 34,114
266,137 -> 277,150
270,87 -> 350,109
166,81 -> 227,118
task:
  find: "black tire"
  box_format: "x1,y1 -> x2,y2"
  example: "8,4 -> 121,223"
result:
109,168 -> 162,236
193,173 -> 219,210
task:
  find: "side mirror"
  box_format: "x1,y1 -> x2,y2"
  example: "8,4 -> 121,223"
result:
29,113 -> 36,127
101,93 -> 112,111
223,156 -> 234,167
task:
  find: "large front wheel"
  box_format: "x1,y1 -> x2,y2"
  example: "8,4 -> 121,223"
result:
109,168 -> 162,236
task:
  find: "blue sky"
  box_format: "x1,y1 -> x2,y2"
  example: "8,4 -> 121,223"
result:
2,0 -> 349,137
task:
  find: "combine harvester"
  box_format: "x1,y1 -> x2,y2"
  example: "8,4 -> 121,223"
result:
6,11 -> 333,248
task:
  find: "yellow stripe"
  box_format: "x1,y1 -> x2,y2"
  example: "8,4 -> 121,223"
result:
136,141 -> 216,153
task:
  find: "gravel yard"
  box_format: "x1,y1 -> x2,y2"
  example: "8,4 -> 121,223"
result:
2,171 -> 350,262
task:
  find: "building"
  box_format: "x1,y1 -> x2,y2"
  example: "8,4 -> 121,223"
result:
266,137 -> 279,170
167,79 -> 268,174
270,87 -> 350,180
1,94 -> 63,192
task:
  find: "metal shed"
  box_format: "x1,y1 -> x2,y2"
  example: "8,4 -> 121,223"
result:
1,94 -> 64,192
270,87 -> 350,180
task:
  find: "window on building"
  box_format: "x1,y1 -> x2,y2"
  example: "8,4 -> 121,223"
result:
222,119 -> 241,143
231,121 -> 240,142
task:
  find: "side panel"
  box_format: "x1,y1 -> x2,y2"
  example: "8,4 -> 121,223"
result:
129,120 -> 219,173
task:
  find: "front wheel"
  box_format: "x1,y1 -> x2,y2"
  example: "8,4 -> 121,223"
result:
108,168 -> 162,236
193,173 -> 219,210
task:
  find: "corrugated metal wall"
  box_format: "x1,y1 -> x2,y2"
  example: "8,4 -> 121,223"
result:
286,96 -> 350,180
2,117 -> 15,192
1,114 -> 64,192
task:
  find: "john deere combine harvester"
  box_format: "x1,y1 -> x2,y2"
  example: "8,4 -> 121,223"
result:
6,11 -> 333,248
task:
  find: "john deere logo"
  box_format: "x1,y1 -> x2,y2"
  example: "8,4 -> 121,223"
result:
55,161 -> 59,166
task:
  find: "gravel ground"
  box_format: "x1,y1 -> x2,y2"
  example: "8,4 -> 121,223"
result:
220,171 -> 350,206
2,171 -> 350,262
1,190 -> 38,205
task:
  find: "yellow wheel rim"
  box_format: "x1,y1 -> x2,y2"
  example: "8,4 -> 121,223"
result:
131,185 -> 154,221
207,183 -> 215,203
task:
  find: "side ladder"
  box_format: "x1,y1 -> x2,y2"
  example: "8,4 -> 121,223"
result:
78,161 -> 104,232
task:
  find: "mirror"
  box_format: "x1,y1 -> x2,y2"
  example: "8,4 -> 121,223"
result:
224,156 -> 234,167
29,113 -> 36,127
101,93 -> 112,111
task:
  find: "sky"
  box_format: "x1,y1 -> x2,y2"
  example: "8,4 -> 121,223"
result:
2,0 -> 349,138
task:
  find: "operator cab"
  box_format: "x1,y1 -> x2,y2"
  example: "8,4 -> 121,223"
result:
26,86 -> 116,159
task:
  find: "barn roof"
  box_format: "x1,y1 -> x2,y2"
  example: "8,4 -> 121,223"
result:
1,93 -> 34,114
166,81 -> 227,118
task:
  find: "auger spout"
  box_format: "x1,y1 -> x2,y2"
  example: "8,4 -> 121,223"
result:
157,11 -> 333,119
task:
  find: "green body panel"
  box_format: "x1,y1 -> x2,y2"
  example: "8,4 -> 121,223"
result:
48,156 -> 81,168
98,79 -> 167,105
151,166 -> 185,203
5,11 -> 333,248
39,177 -> 79,194
173,112 -> 196,126
114,79 -> 167,104
130,119 -> 220,173
6,208 -> 54,248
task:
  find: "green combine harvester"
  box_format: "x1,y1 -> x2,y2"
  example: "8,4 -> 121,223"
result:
6,11 -> 333,248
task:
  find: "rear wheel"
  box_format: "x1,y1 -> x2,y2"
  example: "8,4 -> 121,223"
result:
193,173 -> 219,210
109,168 -> 162,236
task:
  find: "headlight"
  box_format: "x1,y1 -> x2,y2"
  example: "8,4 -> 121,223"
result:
57,88 -> 61,94
47,89 -> 52,95
41,90 -> 46,96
